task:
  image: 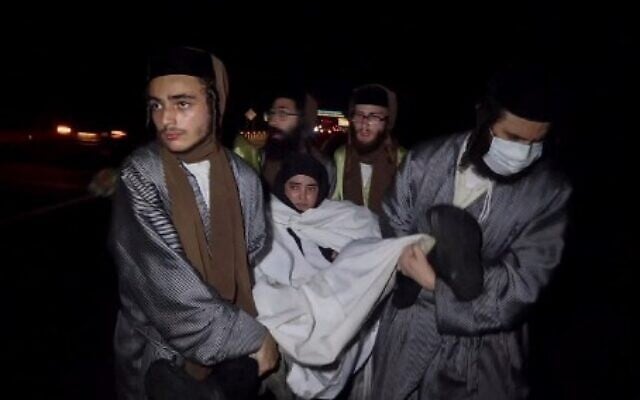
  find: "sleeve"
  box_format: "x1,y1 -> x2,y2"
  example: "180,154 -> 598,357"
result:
110,164 -> 266,364
240,162 -> 272,268
434,183 -> 572,335
380,149 -> 421,238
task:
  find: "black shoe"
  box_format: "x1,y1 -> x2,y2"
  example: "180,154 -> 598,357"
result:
425,204 -> 483,301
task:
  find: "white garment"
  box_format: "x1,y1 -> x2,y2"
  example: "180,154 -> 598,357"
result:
254,196 -> 434,398
360,162 -> 373,187
360,162 -> 373,206
183,160 -> 211,209
453,166 -> 492,209
454,135 -> 493,222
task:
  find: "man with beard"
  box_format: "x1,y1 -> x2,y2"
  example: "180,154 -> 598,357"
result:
233,87 -> 335,191
110,47 -> 278,400
332,84 -> 407,215
371,64 -> 572,400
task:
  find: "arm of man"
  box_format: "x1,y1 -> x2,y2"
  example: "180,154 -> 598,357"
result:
434,184 -> 571,336
111,164 -> 267,365
380,148 -> 422,238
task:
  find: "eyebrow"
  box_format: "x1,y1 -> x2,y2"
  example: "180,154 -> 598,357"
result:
288,181 -> 318,186
147,94 -> 197,102
503,130 -> 522,140
169,94 -> 197,101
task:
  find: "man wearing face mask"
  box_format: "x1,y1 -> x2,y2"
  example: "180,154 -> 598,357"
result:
371,64 -> 572,400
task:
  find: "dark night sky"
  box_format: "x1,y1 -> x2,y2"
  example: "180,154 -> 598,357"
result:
2,2 -> 634,147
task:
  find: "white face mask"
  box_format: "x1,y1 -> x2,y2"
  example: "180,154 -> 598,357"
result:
482,132 -> 543,175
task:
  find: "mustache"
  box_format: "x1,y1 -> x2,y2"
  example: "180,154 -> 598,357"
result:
159,126 -> 186,135
267,126 -> 286,137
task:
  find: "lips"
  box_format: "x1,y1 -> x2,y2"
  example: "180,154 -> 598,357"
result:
164,131 -> 183,141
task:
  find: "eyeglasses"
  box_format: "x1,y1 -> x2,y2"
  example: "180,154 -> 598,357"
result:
351,113 -> 388,124
266,109 -> 300,120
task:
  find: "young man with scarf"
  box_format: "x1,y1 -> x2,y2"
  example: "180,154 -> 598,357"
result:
109,46 -> 278,400
252,154 -> 432,399
371,64 -> 572,400
233,87 -> 335,191
332,84 -> 407,215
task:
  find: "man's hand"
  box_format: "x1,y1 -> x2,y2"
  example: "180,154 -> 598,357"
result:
250,333 -> 279,376
398,244 -> 436,291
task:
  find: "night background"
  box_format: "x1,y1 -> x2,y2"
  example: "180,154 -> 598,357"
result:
0,1 -> 636,398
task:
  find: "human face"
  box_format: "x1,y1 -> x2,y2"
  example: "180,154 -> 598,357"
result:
351,104 -> 388,146
284,174 -> 319,212
479,110 -> 550,177
148,74 -> 211,153
490,110 -> 550,144
267,97 -> 301,138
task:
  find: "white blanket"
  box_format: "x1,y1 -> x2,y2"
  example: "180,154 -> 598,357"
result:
254,196 -> 434,398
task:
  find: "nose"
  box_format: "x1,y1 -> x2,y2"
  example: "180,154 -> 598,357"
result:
289,190 -> 301,202
358,121 -> 370,131
161,107 -> 177,127
304,189 -> 316,204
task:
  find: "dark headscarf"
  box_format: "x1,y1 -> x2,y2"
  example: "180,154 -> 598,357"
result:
272,153 -> 330,212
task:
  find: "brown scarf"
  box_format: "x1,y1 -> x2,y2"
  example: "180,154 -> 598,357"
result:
162,135 -> 257,380
162,135 -> 257,315
343,138 -> 398,215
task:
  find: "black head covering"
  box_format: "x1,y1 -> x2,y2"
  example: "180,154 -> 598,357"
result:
147,46 -> 215,82
271,84 -> 307,113
488,63 -> 557,123
273,153 -> 330,212
352,84 -> 389,107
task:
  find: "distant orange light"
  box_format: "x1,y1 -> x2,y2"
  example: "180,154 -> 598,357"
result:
57,125 -> 72,135
110,130 -> 127,139
77,131 -> 100,142
338,117 -> 350,127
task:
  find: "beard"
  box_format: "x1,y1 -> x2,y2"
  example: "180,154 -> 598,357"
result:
463,128 -> 541,185
351,128 -> 387,156
263,126 -> 302,160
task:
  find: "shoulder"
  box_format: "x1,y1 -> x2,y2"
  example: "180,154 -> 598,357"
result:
120,141 -> 162,181
226,148 -> 264,195
403,132 -> 467,169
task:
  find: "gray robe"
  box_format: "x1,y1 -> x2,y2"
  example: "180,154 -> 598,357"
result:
372,133 -> 571,400
110,142 -> 271,400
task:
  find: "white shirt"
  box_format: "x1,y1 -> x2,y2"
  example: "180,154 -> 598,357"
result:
453,135 -> 493,222
360,162 -> 373,205
183,160 -> 211,209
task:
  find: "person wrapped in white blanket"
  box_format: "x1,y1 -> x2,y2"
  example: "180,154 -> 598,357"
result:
253,154 -> 433,399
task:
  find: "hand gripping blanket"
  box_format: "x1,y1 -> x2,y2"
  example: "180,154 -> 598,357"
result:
253,196 -> 434,398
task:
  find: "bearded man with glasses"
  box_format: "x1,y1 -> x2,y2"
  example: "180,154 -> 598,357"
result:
234,86 -> 335,192
332,84 -> 407,215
